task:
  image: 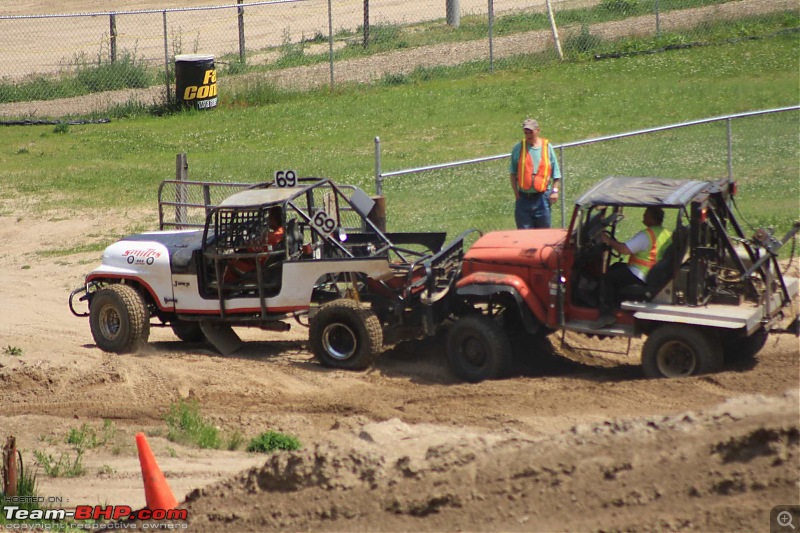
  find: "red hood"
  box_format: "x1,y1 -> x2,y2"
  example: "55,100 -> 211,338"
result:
464,229 -> 568,269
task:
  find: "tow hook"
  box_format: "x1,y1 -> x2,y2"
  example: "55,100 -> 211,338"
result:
68,286 -> 90,317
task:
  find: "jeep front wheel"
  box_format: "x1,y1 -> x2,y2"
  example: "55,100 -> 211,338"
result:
309,299 -> 383,370
447,315 -> 512,383
642,325 -> 722,378
89,284 -> 150,354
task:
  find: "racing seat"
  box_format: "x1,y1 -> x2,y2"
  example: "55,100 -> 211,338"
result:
618,226 -> 688,303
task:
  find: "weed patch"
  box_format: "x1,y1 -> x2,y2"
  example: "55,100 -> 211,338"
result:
247,431 -> 301,453
164,399 -> 221,449
3,345 -> 23,356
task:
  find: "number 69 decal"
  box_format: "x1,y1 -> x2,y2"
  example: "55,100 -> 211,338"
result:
273,170 -> 297,188
310,209 -> 337,235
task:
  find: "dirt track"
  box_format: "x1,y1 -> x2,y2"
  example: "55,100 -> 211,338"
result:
1,1 -> 799,530
1,206 -> 798,531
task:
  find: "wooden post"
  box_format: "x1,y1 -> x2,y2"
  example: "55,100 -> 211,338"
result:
176,153 -> 188,228
363,0 -> 369,48
237,0 -> 246,63
3,436 -> 17,497
369,196 -> 387,233
109,14 -> 117,63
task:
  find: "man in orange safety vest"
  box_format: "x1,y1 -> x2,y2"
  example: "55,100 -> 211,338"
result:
508,118 -> 561,228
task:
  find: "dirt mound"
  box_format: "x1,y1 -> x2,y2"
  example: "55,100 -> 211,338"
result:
181,392 -> 799,532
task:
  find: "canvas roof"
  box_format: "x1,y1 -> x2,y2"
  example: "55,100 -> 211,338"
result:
574,177 -> 713,208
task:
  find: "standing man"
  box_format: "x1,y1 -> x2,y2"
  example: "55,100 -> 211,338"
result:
509,118 -> 561,229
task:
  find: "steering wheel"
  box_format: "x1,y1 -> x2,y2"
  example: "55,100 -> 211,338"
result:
586,212 -> 624,242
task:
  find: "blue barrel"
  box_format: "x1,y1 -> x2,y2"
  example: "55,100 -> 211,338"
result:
175,54 -> 217,110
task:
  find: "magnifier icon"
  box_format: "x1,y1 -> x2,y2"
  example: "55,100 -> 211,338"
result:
778,511 -> 796,529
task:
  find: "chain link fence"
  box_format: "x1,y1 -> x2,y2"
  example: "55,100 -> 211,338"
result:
0,0 -> 796,117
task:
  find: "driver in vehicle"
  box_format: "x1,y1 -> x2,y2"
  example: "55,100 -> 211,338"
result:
224,206 -> 285,283
596,206 -> 672,326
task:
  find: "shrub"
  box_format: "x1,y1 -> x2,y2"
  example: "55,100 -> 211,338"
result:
565,25 -> 603,55
164,399 -> 221,449
246,431 -> 301,453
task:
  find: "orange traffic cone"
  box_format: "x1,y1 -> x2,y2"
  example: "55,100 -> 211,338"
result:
135,432 -> 178,510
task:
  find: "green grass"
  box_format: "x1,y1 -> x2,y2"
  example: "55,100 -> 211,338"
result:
0,51 -> 153,105
66,420 -> 116,450
0,32 -> 797,244
164,399 -> 221,449
246,431 -> 301,453
0,452 -> 43,525
33,449 -> 84,478
3,345 -> 23,356
162,399 -> 247,450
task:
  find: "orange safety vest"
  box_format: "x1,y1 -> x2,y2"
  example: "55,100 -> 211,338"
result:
628,226 -> 672,278
517,138 -> 551,193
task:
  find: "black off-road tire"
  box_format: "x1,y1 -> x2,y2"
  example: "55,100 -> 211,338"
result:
447,315 -> 513,383
309,299 -> 383,370
89,284 -> 150,354
642,325 -> 723,378
722,328 -> 769,363
171,320 -> 206,343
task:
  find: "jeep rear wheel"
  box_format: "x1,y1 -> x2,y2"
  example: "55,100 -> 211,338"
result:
309,299 -> 383,370
89,284 -> 150,354
447,315 -> 512,383
642,325 -> 722,378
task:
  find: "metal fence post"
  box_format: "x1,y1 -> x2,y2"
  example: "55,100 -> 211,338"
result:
176,153 -> 188,228
375,136 -> 383,195
726,118 -> 733,181
488,0 -> 494,73
545,0 -> 563,60
163,10 -> 171,104
558,146 -> 565,228
446,0 -> 460,28
327,0 -> 335,91
237,0 -> 246,64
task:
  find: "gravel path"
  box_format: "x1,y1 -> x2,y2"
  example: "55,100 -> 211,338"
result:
0,0 -> 792,119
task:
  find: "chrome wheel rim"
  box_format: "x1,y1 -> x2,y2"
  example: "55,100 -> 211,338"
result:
322,323 -> 357,360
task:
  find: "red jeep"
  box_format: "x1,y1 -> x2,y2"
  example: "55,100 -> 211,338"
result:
448,177 -> 799,381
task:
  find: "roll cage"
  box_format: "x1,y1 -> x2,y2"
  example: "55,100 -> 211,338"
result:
568,176 -> 797,308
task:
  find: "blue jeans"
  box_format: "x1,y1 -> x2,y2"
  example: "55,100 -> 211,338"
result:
515,193 -> 551,229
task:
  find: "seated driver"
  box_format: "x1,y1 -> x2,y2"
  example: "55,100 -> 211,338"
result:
258,206 -> 285,250
224,206 -> 284,283
595,206 -> 671,325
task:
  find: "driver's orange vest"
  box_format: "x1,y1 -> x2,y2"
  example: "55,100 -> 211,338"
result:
628,226 -> 672,278
517,138 -> 551,193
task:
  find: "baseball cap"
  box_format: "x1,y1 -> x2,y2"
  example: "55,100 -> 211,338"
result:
522,118 -> 539,130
